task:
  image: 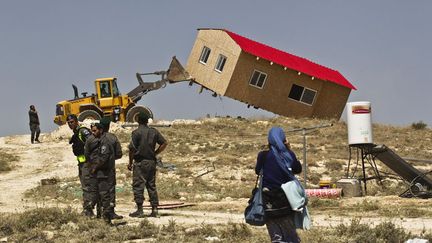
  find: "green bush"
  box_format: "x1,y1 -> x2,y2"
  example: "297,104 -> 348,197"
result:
411,121 -> 428,130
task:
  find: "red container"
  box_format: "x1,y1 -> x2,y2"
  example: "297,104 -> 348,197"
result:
305,188 -> 342,198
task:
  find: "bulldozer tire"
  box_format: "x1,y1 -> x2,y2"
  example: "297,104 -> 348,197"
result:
78,110 -> 102,122
126,106 -> 153,123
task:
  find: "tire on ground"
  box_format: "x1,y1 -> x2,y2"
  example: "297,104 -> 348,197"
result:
126,106 -> 153,123
78,110 -> 102,122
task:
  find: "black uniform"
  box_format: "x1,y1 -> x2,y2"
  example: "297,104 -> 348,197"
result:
105,132 -> 122,212
129,124 -> 166,207
28,109 -> 40,143
88,132 -> 116,221
70,125 -> 92,211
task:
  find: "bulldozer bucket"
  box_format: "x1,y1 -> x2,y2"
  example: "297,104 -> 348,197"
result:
166,56 -> 193,83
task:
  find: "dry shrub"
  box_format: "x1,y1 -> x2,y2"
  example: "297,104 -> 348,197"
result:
308,198 -> 340,209
0,149 -> 19,172
325,160 -> 343,172
356,199 -> 379,211
411,121 -> 428,130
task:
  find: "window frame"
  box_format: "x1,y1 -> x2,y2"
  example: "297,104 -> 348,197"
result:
248,70 -> 267,89
288,84 -> 317,106
99,81 -> 112,98
199,46 -> 211,64
214,54 -> 227,73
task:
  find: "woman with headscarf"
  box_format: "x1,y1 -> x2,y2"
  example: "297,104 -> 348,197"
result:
255,126 -> 302,243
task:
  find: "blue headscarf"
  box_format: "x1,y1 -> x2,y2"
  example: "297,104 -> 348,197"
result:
268,127 -> 294,176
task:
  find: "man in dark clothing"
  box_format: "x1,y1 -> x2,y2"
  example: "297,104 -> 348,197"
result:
28,105 -> 41,144
67,114 -> 93,216
99,117 -> 123,219
88,123 -> 116,224
128,112 -> 168,218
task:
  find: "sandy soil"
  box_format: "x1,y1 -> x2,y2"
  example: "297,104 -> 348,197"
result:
1,133 -> 431,234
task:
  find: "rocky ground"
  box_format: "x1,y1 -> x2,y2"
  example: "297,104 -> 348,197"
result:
0,117 -> 432,242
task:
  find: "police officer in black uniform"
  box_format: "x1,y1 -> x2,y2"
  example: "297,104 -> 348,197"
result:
28,105 -> 41,144
128,112 -> 168,218
67,114 -> 93,216
88,123 -> 116,224
99,117 -> 123,219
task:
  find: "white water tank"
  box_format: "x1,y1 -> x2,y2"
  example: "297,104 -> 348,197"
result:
346,101 -> 373,145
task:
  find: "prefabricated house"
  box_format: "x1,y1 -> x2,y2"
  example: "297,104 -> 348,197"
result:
186,28 -> 356,119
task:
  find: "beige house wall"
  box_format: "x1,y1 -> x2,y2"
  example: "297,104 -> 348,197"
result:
312,82 -> 351,118
225,52 -> 350,118
186,29 -> 241,95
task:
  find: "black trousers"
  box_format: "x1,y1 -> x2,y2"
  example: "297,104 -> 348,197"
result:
88,170 -> 115,219
78,163 -> 92,210
132,160 -> 158,206
30,124 -> 40,142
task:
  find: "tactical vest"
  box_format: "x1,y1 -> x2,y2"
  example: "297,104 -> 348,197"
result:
70,126 -> 91,163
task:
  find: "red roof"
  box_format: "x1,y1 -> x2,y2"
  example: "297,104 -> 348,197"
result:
223,30 -> 356,90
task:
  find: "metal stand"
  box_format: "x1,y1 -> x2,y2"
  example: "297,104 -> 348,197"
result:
288,124 -> 333,188
346,144 -> 382,195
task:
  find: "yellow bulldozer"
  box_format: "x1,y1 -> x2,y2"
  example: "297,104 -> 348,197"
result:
53,57 -> 191,125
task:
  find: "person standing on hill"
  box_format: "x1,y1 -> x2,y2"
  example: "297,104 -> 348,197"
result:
67,114 -> 93,216
28,105 -> 41,144
128,112 -> 168,218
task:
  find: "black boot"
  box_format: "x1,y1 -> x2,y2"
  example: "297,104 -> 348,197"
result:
96,205 -> 102,219
111,210 -> 123,220
81,209 -> 94,217
129,204 -> 144,218
103,212 -> 113,226
149,206 -> 158,217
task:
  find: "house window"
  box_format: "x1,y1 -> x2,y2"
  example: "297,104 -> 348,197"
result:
214,54 -> 227,72
199,46 -> 211,64
288,84 -> 317,105
249,70 -> 267,89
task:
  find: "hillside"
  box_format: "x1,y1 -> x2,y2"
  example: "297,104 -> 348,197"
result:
0,117 -> 431,242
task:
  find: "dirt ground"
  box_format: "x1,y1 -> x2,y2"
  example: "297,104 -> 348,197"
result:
1,122 -> 432,235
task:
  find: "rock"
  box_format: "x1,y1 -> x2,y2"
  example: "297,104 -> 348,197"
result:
42,231 -> 54,240
0,237 -> 7,242
185,226 -> 200,234
204,236 -> 220,241
405,239 -> 429,243
41,178 -> 58,185
223,197 -> 233,202
202,194 -> 217,201
179,197 -> 187,201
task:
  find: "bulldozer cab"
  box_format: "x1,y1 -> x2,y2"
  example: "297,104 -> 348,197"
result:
95,78 -> 120,108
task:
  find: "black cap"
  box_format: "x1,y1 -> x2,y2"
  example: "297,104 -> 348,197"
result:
94,123 -> 104,129
137,112 -> 149,124
100,117 -> 111,131
67,114 -> 78,121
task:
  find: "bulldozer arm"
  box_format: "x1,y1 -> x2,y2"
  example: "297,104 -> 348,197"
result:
167,56 -> 193,83
128,56 -> 194,103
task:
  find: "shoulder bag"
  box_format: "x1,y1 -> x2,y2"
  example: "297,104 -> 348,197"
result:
244,169 -> 265,226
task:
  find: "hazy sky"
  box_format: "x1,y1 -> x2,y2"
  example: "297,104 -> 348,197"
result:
1,1 -> 431,137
